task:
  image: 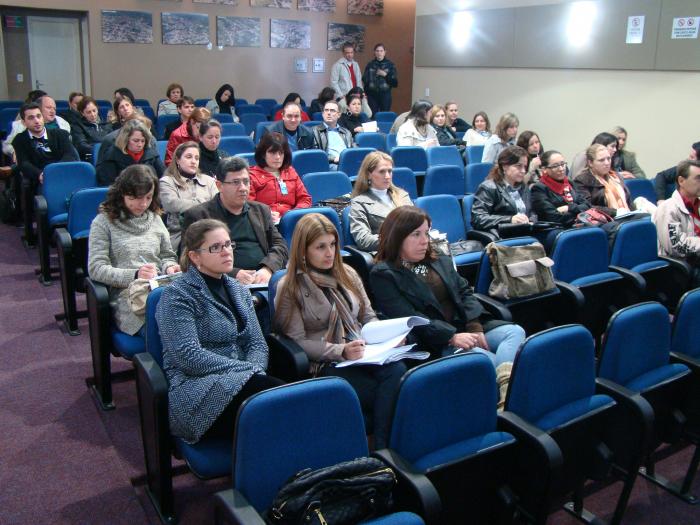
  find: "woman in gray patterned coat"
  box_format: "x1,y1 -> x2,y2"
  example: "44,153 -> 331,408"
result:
156,219 -> 283,444
88,165 -> 180,337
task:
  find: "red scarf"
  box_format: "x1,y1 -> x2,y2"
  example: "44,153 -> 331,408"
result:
681,194 -> 700,236
540,174 -> 574,203
128,149 -> 145,163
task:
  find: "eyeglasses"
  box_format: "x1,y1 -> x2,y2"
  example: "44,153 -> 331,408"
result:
220,178 -> 250,186
323,108 -> 338,113
197,240 -> 235,253
546,162 -> 567,170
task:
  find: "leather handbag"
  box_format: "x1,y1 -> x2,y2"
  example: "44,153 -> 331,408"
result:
266,457 -> 396,525
487,241 -> 556,300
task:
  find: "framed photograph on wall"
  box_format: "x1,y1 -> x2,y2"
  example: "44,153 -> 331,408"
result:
347,0 -> 383,16
298,0 -> 335,13
101,10 -> 153,44
271,19 -> 311,49
194,0 -> 239,4
162,13 -> 210,45
327,22 -> 365,51
251,0 -> 292,7
217,16 -> 261,47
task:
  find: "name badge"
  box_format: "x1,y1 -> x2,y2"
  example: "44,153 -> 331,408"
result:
279,180 -> 288,195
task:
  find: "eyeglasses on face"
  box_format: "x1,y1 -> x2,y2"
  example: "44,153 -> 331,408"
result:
221,178 -> 250,186
546,162 -> 567,170
197,240 -> 235,253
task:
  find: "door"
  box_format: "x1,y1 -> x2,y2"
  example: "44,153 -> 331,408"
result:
27,16 -> 82,98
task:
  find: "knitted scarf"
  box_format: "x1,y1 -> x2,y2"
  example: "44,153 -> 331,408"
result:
540,174 -> 574,203
305,270 -> 362,344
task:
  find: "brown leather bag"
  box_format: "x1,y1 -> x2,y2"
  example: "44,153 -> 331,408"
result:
487,241 -> 555,300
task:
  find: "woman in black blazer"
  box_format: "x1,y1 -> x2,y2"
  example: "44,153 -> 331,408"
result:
97,120 -> 164,187
531,150 -> 590,227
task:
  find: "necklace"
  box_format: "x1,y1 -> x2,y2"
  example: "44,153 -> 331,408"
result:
402,259 -> 428,278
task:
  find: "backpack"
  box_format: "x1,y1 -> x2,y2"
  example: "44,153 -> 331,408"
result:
487,241 -> 556,300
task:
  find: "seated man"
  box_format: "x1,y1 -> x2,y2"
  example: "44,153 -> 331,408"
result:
182,156 -> 288,285
162,96 -> 195,140
311,99 -> 354,169
655,141 -> 700,201
653,159 -> 700,286
258,102 -> 316,151
4,95 -> 71,160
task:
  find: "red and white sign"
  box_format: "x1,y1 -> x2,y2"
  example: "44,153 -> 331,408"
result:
672,17 -> 699,39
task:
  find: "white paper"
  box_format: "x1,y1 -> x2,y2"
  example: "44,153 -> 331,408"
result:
672,17 -> 699,39
335,344 -> 430,367
361,121 -> 378,133
626,15 -> 645,44
149,272 -> 182,290
360,316 -> 429,344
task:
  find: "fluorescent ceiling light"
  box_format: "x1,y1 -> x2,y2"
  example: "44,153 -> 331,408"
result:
567,1 -> 597,47
451,11 -> 473,50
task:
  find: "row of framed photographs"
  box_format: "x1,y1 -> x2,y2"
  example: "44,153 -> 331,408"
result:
143,1 -> 382,16
102,11 -> 366,50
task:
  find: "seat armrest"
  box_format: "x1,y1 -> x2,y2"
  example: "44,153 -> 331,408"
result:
467,229 -> 497,245
474,293 -> 512,322
373,448 -> 442,525
343,245 -> 374,284
670,351 -> 700,371
266,333 -> 310,382
609,265 -> 646,291
554,280 -> 585,308
595,378 -> 654,433
34,193 -> 48,216
659,255 -> 691,278
213,489 -> 266,525
497,411 -> 563,474
54,227 -> 72,254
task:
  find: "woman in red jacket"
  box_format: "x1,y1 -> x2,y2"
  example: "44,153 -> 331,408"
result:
248,132 -> 311,222
165,107 -> 210,166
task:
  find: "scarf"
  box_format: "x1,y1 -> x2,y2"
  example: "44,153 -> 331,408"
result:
593,171 -> 628,210
305,270 -> 362,345
681,194 -> 700,236
540,174 -> 574,203
127,149 -> 144,163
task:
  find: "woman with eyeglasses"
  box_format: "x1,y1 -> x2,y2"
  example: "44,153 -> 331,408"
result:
531,150 -> 590,227
573,144 -> 633,217
156,218 -> 283,445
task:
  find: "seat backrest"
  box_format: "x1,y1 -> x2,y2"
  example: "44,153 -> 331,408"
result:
194,98 -> 210,108
474,236 -> 540,294
671,288 -> 700,359
134,98 -> 152,109
461,194 -> 475,233
91,142 -> 101,166
145,286 -> 166,368
466,145 -> 485,165
609,219 -> 659,268
338,147 -> 376,180
279,207 -> 343,247
233,377 -> 369,512
235,98 -> 249,107
386,133 -> 397,150
341,206 -> 354,246
465,162 -> 492,194
551,227 -> 610,282
598,302 -> 672,387
236,104 -> 265,116
292,150 -> 330,177
392,146 -> 427,173
426,145 -> 463,168
219,136 -> 255,156
254,120 -> 271,143
311,111 -> 323,121
268,268 -> 288,321
356,132 -> 387,152
220,122 -> 246,137
155,114 -> 179,139
254,98 -> 278,116
392,167 -> 418,200
303,171 -> 352,204
67,187 -> 108,237
241,113 -> 269,136
389,353 -> 498,464
375,111 -> 397,122
238,152 -> 256,167
415,194 -> 466,243
506,324 -> 597,425
302,120 -> 322,128
43,162 -> 97,221
423,165 -> 466,197
214,113 -> 234,124
156,141 -> 167,162
624,178 -> 657,204
0,107 -> 18,133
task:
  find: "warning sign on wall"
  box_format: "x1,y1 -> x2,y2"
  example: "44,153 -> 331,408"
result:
671,17 -> 699,39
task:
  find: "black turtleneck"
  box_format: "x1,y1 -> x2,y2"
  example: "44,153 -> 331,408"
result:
201,272 -> 244,329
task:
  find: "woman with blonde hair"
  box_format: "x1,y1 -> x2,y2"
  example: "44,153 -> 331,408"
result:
429,104 -> 466,151
97,119 -> 164,186
274,213 -> 406,448
349,151 -> 412,252
573,143 -> 633,217
482,112 -> 519,164
165,107 -> 211,165
159,141 -> 218,251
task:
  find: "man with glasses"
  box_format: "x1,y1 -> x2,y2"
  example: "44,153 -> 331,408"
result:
182,156 -> 288,285
311,100 -> 355,169
258,102 -> 316,151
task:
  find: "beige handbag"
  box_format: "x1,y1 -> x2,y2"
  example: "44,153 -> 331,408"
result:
127,278 -> 152,315
487,241 -> 555,300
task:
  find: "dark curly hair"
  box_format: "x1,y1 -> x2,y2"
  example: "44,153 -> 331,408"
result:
100,164 -> 161,222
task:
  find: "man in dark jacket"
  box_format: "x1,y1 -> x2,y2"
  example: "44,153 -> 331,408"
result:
257,102 -> 316,151
362,43 -> 398,113
655,141 -> 700,201
311,100 -> 354,168
163,96 -> 195,140
182,156 -> 288,284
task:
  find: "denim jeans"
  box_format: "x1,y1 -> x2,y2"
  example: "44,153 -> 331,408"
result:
446,324 -> 526,367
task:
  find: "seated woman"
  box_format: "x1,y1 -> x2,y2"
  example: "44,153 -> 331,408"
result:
370,206 -> 525,406
248,132 -> 311,221
165,107 -> 211,165
516,130 -> 543,185
274,213 -> 406,448
429,104 -> 466,152
273,92 -> 310,122
157,218 -> 283,445
97,120 -> 164,187
472,145 -> 535,238
88,165 -> 180,337
444,101 -> 471,133
197,120 -> 225,178
531,150 -> 590,227
482,112 -> 519,164
612,126 -> 646,179
309,86 -> 336,116
573,144 -> 633,218
205,83 -> 239,122
71,96 -> 113,162
396,100 -> 439,149
349,151 -> 412,252
338,93 -> 369,137
108,96 -> 137,132
157,83 -> 183,116
465,111 -> 492,146
338,86 -> 373,119
570,132 -> 628,180
159,141 -> 218,251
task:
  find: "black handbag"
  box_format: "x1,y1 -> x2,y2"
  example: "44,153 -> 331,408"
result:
266,457 -> 396,525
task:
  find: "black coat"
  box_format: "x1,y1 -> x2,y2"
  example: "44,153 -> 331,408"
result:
370,256 -> 507,354
338,112 -> 369,137
96,144 -> 165,186
12,128 -> 79,182
472,179 -> 535,234
530,182 -> 590,227
71,118 -> 113,160
198,143 -> 225,178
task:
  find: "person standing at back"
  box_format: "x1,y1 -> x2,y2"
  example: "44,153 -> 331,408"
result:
362,43 -> 398,114
330,41 -> 363,104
